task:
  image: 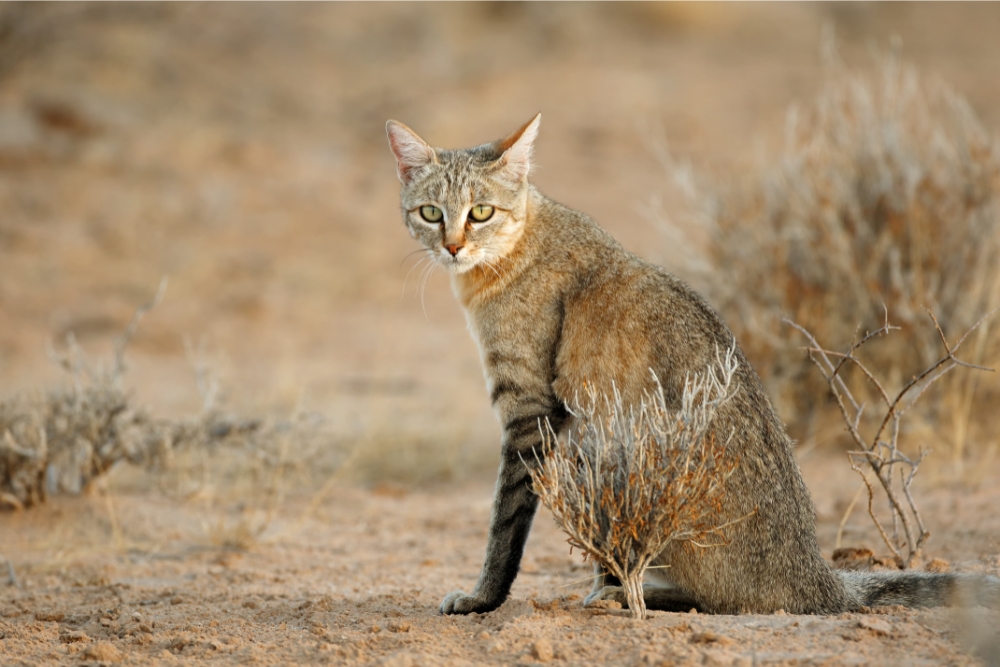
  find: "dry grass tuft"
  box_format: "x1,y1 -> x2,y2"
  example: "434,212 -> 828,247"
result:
528,347 -> 741,619
663,49 -> 1000,462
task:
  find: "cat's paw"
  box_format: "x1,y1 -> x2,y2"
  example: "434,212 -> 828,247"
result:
584,585 -> 626,608
439,590 -> 497,615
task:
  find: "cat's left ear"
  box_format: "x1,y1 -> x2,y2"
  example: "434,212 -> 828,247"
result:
497,113 -> 540,183
386,120 -> 437,184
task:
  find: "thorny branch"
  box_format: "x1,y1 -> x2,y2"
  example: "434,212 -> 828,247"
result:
786,307 -> 997,568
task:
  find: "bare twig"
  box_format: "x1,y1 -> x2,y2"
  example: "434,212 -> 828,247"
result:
112,276 -> 168,385
787,308 -> 996,568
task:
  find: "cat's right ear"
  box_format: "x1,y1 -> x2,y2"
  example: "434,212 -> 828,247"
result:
386,120 -> 436,185
496,112 -> 541,184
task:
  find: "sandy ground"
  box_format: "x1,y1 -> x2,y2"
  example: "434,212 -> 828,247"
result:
3,4 -> 1000,666
2,451 -> 1000,667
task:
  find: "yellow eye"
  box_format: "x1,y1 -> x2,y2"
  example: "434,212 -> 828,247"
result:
420,205 -> 443,223
469,205 -> 494,222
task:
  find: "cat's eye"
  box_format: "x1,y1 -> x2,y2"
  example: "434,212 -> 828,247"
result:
420,205 -> 443,223
469,205 -> 494,222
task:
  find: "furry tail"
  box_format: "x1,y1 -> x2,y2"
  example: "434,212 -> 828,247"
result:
839,571 -> 1000,610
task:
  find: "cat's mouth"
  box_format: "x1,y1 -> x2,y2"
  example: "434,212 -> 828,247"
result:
438,247 -> 480,274
445,256 -> 477,274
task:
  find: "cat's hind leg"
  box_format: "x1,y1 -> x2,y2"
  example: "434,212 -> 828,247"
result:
584,569 -> 702,613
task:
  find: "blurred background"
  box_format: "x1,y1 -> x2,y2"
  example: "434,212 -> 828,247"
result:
2,2 -> 999,487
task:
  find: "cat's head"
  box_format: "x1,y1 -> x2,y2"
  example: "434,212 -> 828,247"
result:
386,114 -> 540,274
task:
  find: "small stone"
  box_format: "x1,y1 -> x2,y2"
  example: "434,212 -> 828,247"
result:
774,609 -> 786,616
871,556 -> 898,570
59,630 -> 89,643
477,630 -> 491,640
832,547 -> 875,571
531,638 -> 554,662
924,558 -> 950,573
388,620 -> 411,633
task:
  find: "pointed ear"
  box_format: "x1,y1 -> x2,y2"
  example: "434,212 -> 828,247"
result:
386,120 -> 436,184
497,113 -> 540,183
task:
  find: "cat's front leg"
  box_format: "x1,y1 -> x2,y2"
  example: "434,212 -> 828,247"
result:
440,409 -> 562,614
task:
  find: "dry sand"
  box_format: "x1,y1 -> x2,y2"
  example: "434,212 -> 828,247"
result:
2,451 -> 1000,666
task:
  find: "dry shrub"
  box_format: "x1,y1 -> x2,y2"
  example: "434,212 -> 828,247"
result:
0,380 -> 171,510
528,348 -> 740,619
0,283 -> 173,509
0,282 -> 349,526
666,50 -> 1000,462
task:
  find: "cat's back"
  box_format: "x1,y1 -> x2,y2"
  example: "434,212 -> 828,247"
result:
529,192 -> 736,408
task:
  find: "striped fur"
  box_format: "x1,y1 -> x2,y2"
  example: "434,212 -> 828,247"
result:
386,115 -> 1000,616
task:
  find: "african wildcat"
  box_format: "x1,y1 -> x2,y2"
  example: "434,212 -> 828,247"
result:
385,114 -> 999,615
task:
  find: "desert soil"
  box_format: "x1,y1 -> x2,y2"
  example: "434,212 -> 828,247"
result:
2,451 -> 1000,667
3,4 -> 1000,666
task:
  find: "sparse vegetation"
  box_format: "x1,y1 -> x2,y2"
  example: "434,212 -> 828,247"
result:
789,307 -> 996,568
0,282 -> 349,543
528,348 -> 741,619
1,282 -> 172,509
663,49 -> 1000,465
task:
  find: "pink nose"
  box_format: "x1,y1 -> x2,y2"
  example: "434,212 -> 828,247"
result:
445,243 -> 463,256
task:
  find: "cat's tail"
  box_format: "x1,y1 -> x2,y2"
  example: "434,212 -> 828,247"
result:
839,570 -> 1000,610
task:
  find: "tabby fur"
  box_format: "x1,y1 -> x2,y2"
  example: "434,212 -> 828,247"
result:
385,114 -> 1000,615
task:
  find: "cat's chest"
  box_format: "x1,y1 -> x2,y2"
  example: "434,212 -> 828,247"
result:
462,287 -> 562,374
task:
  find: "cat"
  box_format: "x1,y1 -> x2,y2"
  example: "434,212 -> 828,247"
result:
385,113 -> 1000,615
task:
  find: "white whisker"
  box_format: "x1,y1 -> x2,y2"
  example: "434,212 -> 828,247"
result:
401,253 -> 433,301
418,258 -> 439,319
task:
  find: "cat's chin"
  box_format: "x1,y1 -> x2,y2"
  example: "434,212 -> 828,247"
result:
448,260 -> 479,275
434,253 -> 482,274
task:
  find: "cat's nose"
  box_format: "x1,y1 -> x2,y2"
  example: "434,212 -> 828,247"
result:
445,243 -> 463,256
